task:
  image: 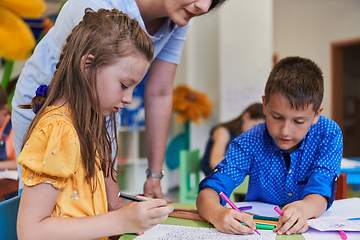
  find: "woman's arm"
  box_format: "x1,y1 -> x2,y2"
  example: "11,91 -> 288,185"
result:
17,183 -> 173,240
209,127 -> 231,170
143,58 -> 176,202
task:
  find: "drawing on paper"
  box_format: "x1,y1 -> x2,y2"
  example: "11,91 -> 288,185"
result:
308,218 -> 360,232
135,224 -> 276,240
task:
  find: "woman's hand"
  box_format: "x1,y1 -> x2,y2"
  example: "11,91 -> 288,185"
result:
143,177 -> 172,203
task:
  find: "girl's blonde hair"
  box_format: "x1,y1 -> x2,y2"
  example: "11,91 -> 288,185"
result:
20,8 -> 154,184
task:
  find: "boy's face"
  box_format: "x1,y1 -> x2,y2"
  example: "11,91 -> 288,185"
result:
262,94 -> 323,153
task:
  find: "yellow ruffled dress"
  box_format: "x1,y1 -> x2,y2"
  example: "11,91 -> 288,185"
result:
18,106 -> 109,240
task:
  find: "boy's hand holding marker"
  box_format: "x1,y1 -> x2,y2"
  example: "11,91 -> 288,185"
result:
273,202 -> 309,235
207,192 -> 258,235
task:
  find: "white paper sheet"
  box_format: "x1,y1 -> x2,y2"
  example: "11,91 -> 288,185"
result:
231,201 -> 280,218
0,170 -> 18,180
318,198 -> 360,219
302,228 -> 360,240
307,218 -> 360,231
303,198 -> 360,239
135,224 -> 276,240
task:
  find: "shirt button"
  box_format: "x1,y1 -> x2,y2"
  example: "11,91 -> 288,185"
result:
289,169 -> 292,174
288,192 -> 293,197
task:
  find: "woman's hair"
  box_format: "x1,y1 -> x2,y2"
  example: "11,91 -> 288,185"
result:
219,103 -> 265,136
0,87 -> 8,108
207,0 -> 227,13
169,0 -> 227,31
20,8 -> 154,184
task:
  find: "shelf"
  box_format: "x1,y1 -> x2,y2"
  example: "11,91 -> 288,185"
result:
116,127 -> 168,195
116,128 -> 148,194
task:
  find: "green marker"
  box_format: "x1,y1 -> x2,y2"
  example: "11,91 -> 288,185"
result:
253,215 -> 279,221
241,222 -> 276,230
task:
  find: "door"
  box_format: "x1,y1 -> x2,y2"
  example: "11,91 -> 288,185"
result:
331,37 -> 360,157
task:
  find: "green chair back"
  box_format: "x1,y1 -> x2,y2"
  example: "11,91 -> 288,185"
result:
179,149 -> 200,203
230,175 -> 249,202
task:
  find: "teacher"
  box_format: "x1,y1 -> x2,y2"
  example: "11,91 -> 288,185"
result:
12,0 -> 227,209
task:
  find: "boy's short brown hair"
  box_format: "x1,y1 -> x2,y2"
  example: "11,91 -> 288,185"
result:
264,56 -> 324,112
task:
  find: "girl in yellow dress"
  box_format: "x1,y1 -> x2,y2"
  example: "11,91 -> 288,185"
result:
16,8 -> 174,240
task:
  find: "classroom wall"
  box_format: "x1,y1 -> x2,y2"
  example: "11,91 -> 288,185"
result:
171,0 -> 273,178
168,0 -> 360,189
273,0 -> 360,118
172,0 -> 360,156
219,1 -> 273,123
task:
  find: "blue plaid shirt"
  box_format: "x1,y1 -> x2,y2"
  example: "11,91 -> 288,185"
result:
199,116 -> 343,209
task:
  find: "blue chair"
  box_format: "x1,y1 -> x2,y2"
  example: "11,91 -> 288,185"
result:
0,195 -> 20,240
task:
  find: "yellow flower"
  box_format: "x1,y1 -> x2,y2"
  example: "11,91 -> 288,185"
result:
0,0 -> 46,60
172,84 -> 213,125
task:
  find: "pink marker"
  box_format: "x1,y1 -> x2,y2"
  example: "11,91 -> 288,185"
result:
339,230 -> 347,240
219,192 -> 260,235
274,206 -> 283,216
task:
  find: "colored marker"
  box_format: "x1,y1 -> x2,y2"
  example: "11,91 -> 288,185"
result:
238,206 -> 253,211
348,217 -> 360,221
119,192 -> 177,213
254,219 -> 278,225
118,192 -> 144,202
241,222 -> 276,230
253,215 -> 279,221
219,192 -> 260,235
274,206 -> 283,216
339,230 -> 347,240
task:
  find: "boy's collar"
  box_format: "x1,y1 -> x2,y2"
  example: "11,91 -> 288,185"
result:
281,140 -> 305,154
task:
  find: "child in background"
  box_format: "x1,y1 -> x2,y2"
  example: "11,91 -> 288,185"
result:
0,86 -> 16,170
17,9 -> 173,240
201,103 -> 265,176
196,56 -> 343,235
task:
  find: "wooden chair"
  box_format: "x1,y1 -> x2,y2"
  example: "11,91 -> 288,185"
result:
179,149 -> 200,203
0,179 -> 18,199
335,173 -> 347,200
0,195 -> 20,240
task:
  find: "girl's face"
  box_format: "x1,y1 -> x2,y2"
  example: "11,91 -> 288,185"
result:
95,55 -> 149,117
165,0 -> 212,27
